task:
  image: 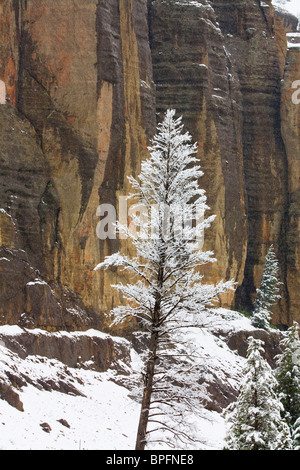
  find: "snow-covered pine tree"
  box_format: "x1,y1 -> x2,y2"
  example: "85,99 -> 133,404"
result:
251,245 -> 281,329
95,109 -> 234,450
293,417 -> 300,450
276,421 -> 294,451
224,336 -> 292,450
275,322 -> 300,431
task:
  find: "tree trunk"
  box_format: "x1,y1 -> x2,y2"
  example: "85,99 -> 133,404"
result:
135,242 -> 164,450
135,330 -> 158,450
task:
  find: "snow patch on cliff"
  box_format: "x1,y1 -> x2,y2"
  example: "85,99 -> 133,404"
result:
287,32 -> 300,48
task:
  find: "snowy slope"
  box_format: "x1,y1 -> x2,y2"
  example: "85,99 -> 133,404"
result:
273,0 -> 300,23
0,310 -> 267,450
0,374 -> 139,450
0,331 -> 142,450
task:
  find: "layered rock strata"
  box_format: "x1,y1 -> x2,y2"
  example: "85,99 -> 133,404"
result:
150,0 -> 300,325
0,0 -> 155,330
0,0 -> 299,329
281,33 -> 300,323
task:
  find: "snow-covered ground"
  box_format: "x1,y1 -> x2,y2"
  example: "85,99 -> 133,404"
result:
0,331 -> 141,450
0,310 -> 255,450
0,373 -> 139,450
273,0 -> 300,24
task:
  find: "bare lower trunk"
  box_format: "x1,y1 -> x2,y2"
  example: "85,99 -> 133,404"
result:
135,330 -> 158,450
136,256 -> 164,450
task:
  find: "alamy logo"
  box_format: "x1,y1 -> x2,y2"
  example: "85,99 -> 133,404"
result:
96,196 -> 205,248
0,80 -> 6,105
292,80 -> 300,105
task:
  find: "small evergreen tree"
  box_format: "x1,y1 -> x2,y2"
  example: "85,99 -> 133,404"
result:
275,322 -> 300,430
251,245 -> 281,329
224,336 -> 292,450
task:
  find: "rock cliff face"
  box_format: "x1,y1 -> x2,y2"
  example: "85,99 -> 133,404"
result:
150,0 -> 299,325
150,0 -> 248,305
210,0 -> 290,323
0,0 -> 155,330
281,33 -> 300,323
0,0 -> 299,330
